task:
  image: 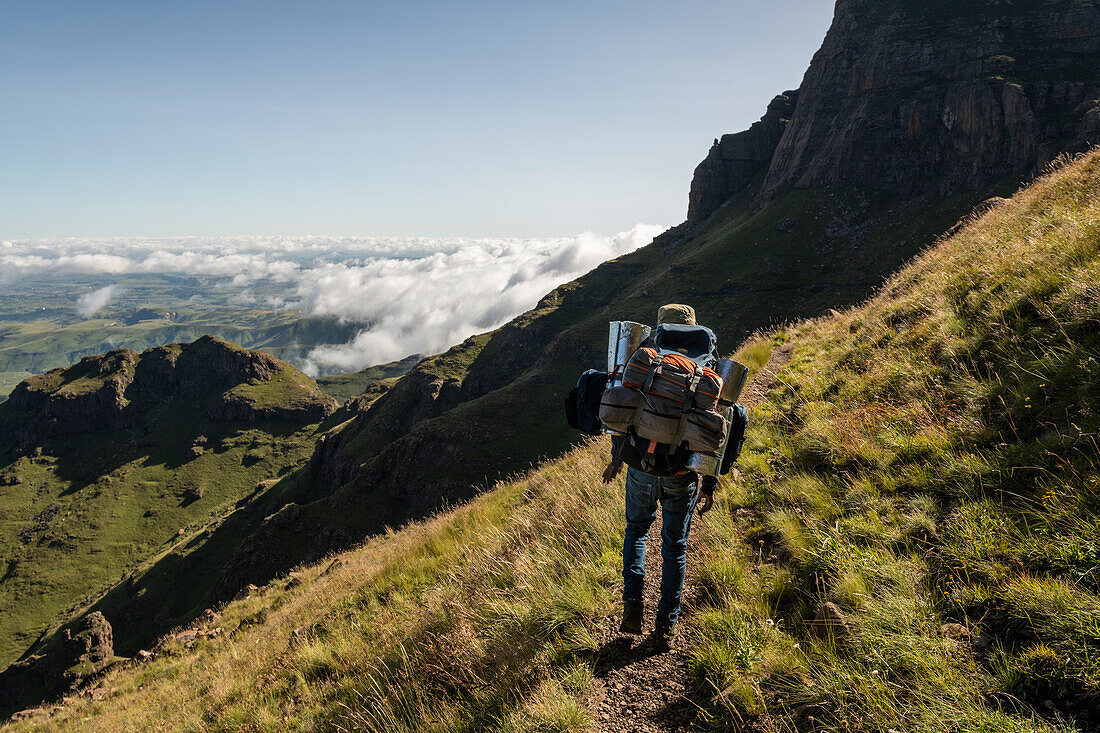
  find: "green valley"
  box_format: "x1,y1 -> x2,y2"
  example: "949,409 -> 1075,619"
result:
0,337 -> 337,709
0,272 -> 366,397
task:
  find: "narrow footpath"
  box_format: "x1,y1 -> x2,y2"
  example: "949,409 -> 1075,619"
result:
587,344 -> 793,732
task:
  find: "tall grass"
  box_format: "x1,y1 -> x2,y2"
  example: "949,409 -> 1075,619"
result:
689,150 -> 1100,732
4,442 -> 621,732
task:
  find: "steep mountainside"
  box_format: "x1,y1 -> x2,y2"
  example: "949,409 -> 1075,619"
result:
0,337 -> 335,711
5,147 -> 1098,733
690,0 -> 1100,223
222,0 -> 1100,588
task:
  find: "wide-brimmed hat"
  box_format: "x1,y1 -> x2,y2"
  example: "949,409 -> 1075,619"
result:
657,303 -> 696,325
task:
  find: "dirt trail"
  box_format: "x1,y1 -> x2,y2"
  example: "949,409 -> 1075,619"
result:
588,344 -> 792,732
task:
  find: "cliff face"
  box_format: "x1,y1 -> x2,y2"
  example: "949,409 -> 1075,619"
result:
775,0 -> 1097,200
687,91 -> 798,222
689,0 -> 1100,221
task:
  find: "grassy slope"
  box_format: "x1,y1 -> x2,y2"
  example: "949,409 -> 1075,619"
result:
8,152 -> 1098,731
689,150 -> 1100,731
3,442 -> 624,732
0,358 -> 331,671
315,355 -> 421,403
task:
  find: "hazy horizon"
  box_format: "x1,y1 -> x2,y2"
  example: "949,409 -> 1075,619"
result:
0,225 -> 667,374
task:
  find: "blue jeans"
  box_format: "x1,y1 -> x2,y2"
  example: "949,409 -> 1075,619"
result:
622,466 -> 699,626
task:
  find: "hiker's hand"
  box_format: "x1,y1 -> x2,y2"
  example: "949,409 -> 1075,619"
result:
697,491 -> 714,515
602,461 -> 622,484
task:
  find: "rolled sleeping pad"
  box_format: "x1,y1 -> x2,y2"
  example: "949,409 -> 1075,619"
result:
685,450 -> 720,476
713,359 -> 750,404
607,321 -> 651,388
686,404 -> 740,477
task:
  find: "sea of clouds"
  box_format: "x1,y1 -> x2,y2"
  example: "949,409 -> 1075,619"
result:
1,225 -> 666,374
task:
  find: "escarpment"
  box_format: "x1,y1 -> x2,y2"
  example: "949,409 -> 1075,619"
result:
770,0 -> 1098,201
690,0 -> 1100,222
687,91 -> 799,223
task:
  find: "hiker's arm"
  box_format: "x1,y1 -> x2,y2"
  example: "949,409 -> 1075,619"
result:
697,474 -> 718,515
603,436 -> 624,483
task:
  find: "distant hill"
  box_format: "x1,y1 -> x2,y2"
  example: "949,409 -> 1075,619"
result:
0,337 -> 335,711
315,354 -> 421,404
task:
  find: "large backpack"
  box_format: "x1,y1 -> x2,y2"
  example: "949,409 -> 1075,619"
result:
599,325 -> 729,475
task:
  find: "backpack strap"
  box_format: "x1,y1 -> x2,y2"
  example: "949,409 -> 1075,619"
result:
642,362 -> 662,394
685,367 -> 702,409
669,367 -> 704,450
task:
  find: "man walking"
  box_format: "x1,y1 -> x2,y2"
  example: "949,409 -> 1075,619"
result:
602,304 -> 718,652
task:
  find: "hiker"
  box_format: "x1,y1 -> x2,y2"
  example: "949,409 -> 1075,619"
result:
601,303 -> 719,652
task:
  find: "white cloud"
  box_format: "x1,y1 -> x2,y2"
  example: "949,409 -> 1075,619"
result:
296,224 -> 665,373
5,225 -> 667,374
76,284 -> 118,318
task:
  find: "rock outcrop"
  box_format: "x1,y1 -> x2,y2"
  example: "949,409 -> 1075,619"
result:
3,350 -> 137,443
63,613 -> 114,686
687,91 -> 798,222
688,0 -> 1100,217
1,336 -> 336,451
0,612 -> 115,716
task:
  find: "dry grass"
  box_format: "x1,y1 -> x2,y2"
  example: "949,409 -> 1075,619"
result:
2,441 -> 620,732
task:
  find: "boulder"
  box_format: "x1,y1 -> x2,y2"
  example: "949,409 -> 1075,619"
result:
811,602 -> 853,641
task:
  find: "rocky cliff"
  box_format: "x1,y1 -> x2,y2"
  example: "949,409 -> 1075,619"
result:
687,91 -> 798,222
689,0 -> 1100,222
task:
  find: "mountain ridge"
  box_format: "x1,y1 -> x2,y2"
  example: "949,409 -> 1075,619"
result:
0,337 -> 337,711
3,335 -> 336,452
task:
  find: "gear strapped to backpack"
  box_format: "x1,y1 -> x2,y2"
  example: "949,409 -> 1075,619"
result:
565,369 -> 609,436
562,320 -> 747,477
599,324 -> 730,475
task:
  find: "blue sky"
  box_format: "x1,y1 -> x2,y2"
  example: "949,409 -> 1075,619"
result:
1,1 -> 835,238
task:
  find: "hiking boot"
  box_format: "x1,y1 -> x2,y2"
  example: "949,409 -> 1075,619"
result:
619,598 -> 643,635
654,620 -> 678,652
